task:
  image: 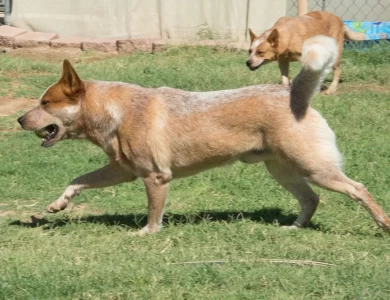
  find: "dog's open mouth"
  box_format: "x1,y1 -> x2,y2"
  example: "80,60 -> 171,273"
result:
35,124 -> 59,148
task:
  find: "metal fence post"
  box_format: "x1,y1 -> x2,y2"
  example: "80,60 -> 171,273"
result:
298,0 -> 308,16
245,0 -> 250,41
4,0 -> 11,25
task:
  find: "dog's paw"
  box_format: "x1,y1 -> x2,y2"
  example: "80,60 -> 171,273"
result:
46,199 -> 68,213
128,225 -> 162,237
281,225 -> 300,230
128,229 -> 148,237
281,221 -> 303,230
321,89 -> 336,95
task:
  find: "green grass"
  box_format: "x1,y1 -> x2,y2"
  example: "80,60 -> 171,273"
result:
1,45 -> 390,299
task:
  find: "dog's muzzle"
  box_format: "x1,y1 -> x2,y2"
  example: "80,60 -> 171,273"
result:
246,60 -> 268,71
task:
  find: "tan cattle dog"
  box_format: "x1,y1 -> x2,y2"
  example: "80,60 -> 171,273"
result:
18,36 -> 389,235
246,11 -> 366,94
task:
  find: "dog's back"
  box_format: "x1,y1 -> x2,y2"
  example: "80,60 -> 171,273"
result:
269,11 -> 344,56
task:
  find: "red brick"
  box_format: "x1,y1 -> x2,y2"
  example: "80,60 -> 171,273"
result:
227,41 -> 250,51
50,37 -> 92,49
14,32 -> 58,48
198,40 -> 224,46
117,39 -> 156,54
152,40 -> 166,53
0,25 -> 27,47
82,38 -> 118,52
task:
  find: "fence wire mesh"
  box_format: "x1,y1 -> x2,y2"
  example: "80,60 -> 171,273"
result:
286,0 -> 390,49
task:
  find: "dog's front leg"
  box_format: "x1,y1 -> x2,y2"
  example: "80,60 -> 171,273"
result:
136,173 -> 171,236
47,163 -> 136,213
278,59 -> 290,86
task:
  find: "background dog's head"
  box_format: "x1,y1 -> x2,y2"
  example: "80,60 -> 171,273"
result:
17,60 -> 85,147
246,28 -> 279,71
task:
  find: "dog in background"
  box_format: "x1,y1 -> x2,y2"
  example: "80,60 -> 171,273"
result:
246,11 -> 365,94
17,36 -> 389,235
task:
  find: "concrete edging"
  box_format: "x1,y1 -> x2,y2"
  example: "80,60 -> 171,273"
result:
0,25 -> 249,53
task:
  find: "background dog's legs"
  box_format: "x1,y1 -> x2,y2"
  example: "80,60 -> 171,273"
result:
137,173 -> 170,236
308,170 -> 390,231
324,39 -> 343,95
278,59 -> 290,86
324,63 -> 341,95
265,160 -> 319,228
46,163 -> 135,213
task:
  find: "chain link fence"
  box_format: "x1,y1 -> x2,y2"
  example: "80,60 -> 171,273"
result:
286,0 -> 390,49
287,0 -> 390,21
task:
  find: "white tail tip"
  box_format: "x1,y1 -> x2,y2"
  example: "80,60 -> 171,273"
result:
301,35 -> 338,72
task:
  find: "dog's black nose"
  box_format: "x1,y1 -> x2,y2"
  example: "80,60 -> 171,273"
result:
246,60 -> 251,67
17,116 -> 24,126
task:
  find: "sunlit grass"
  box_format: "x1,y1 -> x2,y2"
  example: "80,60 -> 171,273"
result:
0,45 -> 390,299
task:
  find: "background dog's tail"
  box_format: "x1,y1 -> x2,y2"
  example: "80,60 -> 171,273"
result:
344,25 -> 366,41
290,35 -> 338,119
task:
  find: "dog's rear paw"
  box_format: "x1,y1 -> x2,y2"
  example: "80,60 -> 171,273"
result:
128,224 -> 162,237
281,222 -> 303,229
128,229 -> 148,237
46,200 -> 68,213
281,225 -> 300,229
321,88 -> 336,95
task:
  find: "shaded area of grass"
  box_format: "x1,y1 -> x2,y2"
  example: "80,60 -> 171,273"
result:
1,45 -> 390,299
9,208 -> 302,231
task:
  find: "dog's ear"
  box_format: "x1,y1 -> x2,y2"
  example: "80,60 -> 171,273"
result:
60,59 -> 83,95
248,28 -> 257,43
267,29 -> 279,48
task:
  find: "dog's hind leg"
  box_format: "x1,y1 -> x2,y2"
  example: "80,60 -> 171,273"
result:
323,63 -> 341,95
265,160 -> 320,228
308,170 -> 390,232
46,163 -> 136,213
324,39 -> 343,95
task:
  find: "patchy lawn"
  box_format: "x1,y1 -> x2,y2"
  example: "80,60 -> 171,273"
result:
1,45 -> 390,299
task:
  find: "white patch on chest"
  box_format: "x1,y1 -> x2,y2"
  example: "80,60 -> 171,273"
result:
105,101 -> 123,126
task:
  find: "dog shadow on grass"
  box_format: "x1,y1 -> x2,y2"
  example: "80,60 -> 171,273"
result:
9,207 -> 322,231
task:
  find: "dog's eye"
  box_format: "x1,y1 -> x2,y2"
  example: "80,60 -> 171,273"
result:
41,100 -> 49,106
256,51 -> 263,55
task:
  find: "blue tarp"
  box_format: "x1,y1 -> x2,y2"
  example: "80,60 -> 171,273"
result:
344,21 -> 390,40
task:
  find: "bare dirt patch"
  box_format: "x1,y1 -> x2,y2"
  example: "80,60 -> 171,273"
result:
8,203 -> 104,227
0,97 -> 38,117
7,47 -> 120,64
339,83 -> 389,93
0,210 -> 19,217
67,203 -> 104,216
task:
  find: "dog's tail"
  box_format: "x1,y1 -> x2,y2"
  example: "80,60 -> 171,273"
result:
344,25 -> 366,41
290,35 -> 338,119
